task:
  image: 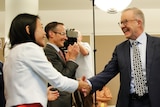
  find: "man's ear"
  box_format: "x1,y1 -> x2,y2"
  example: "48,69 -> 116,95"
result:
48,30 -> 54,38
25,25 -> 30,35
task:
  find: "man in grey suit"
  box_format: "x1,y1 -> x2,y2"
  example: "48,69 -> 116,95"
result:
44,22 -> 79,107
84,7 -> 160,107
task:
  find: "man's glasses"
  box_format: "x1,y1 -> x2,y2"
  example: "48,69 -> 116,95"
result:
53,31 -> 66,36
118,19 -> 137,26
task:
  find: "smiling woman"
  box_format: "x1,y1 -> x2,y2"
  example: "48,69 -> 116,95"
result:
3,13 -> 89,107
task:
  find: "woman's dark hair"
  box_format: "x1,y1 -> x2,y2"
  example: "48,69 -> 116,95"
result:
9,13 -> 39,48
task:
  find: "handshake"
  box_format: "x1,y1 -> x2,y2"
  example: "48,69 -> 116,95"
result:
47,76 -> 92,101
77,76 -> 92,96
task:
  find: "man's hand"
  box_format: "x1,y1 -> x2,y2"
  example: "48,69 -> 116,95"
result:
65,43 -> 79,61
77,76 -> 91,97
47,86 -> 59,101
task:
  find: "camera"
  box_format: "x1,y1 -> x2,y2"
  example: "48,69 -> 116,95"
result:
50,88 -> 58,91
61,29 -> 78,50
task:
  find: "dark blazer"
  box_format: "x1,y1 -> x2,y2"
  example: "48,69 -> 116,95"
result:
0,62 -> 5,107
44,44 -> 78,107
89,34 -> 160,107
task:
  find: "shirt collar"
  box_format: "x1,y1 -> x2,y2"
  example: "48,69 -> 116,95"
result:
129,32 -> 147,45
47,42 -> 60,52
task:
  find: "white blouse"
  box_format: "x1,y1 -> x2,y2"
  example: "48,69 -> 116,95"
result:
3,42 -> 78,107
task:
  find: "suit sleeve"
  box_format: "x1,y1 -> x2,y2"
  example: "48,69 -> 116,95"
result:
89,46 -> 119,93
44,46 -> 78,78
24,45 -> 78,92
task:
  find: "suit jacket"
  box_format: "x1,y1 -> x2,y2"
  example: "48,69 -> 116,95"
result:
89,34 -> 160,107
44,43 -> 78,107
0,62 -> 5,107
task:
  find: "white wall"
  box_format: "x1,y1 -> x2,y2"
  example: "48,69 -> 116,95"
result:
39,8 -> 160,35
0,11 -> 5,37
0,8 -> 160,37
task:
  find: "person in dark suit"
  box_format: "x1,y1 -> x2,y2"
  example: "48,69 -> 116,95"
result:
83,7 -> 160,107
0,61 -> 5,107
44,22 -> 79,107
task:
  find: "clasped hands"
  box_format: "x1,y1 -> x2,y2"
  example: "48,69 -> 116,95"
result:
77,76 -> 92,96
47,76 -> 91,101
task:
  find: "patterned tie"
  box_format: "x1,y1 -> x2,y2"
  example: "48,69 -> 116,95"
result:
59,50 -> 65,61
132,41 -> 146,96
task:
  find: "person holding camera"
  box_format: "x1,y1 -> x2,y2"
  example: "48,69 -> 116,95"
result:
44,22 -> 80,107
75,30 -> 94,80
74,30 -> 94,107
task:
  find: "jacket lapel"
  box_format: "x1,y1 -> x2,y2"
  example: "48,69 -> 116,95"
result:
146,34 -> 154,80
124,40 -> 132,79
46,44 -> 66,63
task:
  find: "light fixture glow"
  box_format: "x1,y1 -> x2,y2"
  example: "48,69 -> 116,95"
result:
95,0 -> 132,14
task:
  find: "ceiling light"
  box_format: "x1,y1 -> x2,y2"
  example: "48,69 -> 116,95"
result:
94,0 -> 132,14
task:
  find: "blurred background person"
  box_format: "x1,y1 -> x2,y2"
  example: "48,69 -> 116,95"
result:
75,30 -> 94,107
75,30 -> 94,79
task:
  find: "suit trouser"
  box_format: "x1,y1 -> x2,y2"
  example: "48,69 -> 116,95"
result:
129,93 -> 151,107
48,91 -> 72,107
